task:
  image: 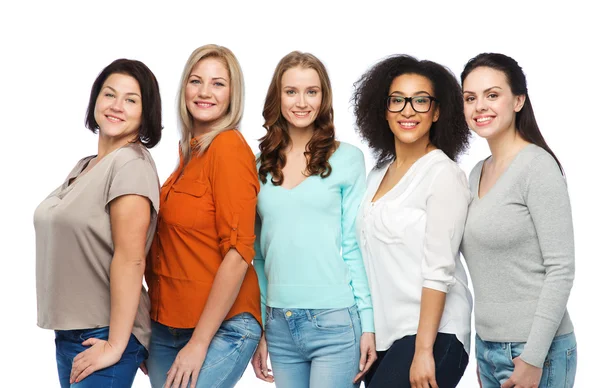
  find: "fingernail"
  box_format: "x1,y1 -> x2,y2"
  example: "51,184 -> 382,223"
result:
360,364 -> 364,371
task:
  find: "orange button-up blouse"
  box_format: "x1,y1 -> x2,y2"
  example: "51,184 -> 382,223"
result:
146,130 -> 261,328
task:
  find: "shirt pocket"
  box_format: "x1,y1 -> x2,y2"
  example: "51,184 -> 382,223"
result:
167,179 -> 212,229
372,204 -> 425,245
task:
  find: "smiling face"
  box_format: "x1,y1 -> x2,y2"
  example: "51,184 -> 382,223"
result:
462,66 -> 525,140
280,66 -> 322,132
185,57 -> 231,135
94,73 -> 142,142
386,73 -> 439,147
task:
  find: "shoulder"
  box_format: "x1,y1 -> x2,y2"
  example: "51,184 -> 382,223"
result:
521,145 -> 561,173
428,151 -> 470,194
331,142 -> 365,168
112,143 -> 156,172
211,129 -> 252,154
334,142 -> 364,159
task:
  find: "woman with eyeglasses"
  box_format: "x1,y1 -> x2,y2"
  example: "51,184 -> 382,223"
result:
352,55 -> 472,388
461,53 -> 576,388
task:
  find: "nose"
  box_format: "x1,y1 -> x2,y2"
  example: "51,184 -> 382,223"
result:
198,83 -> 211,98
110,98 -> 124,112
296,93 -> 307,108
475,97 -> 488,112
401,101 -> 416,117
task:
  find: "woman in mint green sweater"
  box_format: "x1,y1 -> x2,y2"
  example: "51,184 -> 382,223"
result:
250,51 -> 376,388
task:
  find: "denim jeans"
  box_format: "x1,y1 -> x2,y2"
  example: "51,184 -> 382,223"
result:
476,332 -> 577,388
265,305 -> 362,388
55,326 -> 148,388
364,333 -> 468,387
146,313 -> 261,388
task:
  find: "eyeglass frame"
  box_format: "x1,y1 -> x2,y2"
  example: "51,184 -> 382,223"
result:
386,94 -> 439,113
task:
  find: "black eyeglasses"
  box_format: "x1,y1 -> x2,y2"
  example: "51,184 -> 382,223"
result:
386,95 -> 438,113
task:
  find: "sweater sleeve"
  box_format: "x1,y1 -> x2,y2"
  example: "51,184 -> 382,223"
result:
340,148 -> 375,333
519,154 -> 575,368
422,164 -> 470,292
253,212 -> 268,328
210,131 -> 260,264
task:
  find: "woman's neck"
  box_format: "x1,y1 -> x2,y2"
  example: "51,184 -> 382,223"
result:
393,135 -> 434,168
486,127 -> 529,166
287,124 -> 315,154
97,133 -> 137,160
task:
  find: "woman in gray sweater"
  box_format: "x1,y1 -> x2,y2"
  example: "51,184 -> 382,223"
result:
460,53 -> 576,388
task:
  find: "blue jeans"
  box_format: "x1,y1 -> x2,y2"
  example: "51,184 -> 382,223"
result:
476,332 -> 577,388
55,327 -> 148,388
146,313 -> 261,388
265,305 -> 362,388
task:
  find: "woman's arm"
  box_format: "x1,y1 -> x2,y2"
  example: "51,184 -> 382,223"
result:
502,153 -> 575,388
339,148 -> 377,382
165,132 -> 260,388
410,164 -> 469,388
70,194 -> 152,383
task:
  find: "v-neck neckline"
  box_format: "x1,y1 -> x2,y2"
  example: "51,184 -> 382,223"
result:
475,143 -> 534,201
274,142 -> 343,191
371,149 -> 442,204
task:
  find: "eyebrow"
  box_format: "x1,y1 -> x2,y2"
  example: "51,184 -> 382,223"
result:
190,74 -> 229,82
283,85 -> 321,89
463,86 -> 502,94
389,90 -> 432,95
103,85 -> 141,97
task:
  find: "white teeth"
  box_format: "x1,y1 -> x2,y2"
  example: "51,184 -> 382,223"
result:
294,112 -> 309,117
401,122 -> 416,127
107,116 -> 122,122
196,102 -> 213,107
476,117 -> 492,122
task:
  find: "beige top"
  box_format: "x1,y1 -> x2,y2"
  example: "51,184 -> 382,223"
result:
34,143 -> 159,350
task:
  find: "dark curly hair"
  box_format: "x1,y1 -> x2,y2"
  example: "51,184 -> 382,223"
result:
461,53 -> 562,173
353,54 -> 469,168
258,51 -> 336,185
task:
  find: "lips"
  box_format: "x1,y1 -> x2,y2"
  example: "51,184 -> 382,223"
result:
474,116 -> 495,127
292,111 -> 310,118
194,101 -> 215,108
398,120 -> 418,130
105,115 -> 124,123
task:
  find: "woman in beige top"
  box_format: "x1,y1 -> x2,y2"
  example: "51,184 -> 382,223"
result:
34,59 -> 162,388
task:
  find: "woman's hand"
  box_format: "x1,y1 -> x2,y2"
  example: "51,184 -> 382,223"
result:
251,334 -> 274,382
164,341 -> 209,388
501,356 -> 542,388
70,338 -> 123,383
410,348 -> 438,388
353,332 -> 377,383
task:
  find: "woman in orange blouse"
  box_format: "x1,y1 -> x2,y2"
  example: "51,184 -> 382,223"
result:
145,44 -> 262,388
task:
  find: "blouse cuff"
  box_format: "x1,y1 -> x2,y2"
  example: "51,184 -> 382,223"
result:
358,307 -> 375,333
422,279 -> 450,293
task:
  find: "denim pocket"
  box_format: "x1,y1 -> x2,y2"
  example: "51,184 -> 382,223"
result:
542,343 -> 577,388
565,345 -> 577,387
509,341 -> 524,361
79,326 -> 109,342
313,308 -> 353,331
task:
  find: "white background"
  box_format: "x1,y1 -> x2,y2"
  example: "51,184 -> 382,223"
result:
1,1 -> 597,387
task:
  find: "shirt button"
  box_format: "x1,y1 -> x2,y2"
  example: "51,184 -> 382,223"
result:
285,311 -> 292,317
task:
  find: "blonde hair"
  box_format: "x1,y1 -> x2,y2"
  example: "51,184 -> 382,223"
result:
178,44 -> 244,164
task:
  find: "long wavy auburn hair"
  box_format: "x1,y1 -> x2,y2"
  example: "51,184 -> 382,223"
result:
258,51 -> 336,185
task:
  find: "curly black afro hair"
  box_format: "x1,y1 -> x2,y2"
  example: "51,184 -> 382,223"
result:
353,54 -> 470,168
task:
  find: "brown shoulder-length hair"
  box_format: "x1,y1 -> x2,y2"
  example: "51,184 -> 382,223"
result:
258,51 -> 336,185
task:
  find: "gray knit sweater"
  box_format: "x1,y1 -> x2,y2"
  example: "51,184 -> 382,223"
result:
461,144 -> 574,368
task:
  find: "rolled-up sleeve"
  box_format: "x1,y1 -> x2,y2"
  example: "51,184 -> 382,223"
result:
210,132 -> 260,264
422,165 -> 470,293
